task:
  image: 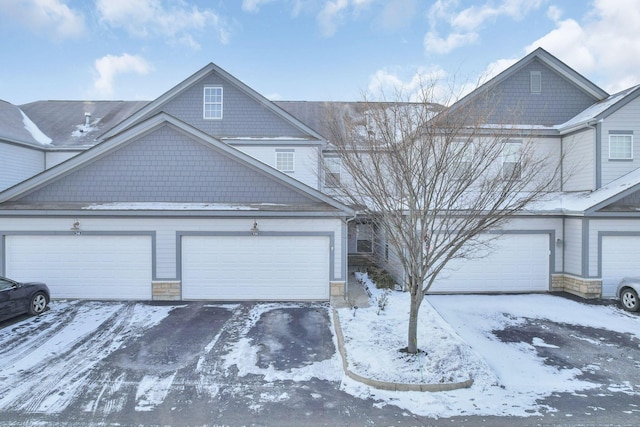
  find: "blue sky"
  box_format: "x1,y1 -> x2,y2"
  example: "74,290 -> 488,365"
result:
1,0 -> 639,105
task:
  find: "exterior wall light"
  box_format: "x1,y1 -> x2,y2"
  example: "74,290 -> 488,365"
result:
250,221 -> 259,236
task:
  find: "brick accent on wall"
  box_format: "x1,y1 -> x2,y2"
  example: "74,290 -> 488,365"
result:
552,274 -> 602,298
152,281 -> 181,301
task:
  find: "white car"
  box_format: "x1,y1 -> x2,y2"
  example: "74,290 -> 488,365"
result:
617,278 -> 640,312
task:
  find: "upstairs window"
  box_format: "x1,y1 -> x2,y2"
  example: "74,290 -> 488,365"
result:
530,71 -> 541,94
276,150 -> 295,173
203,86 -> 223,119
324,156 -> 341,187
502,140 -> 522,180
609,134 -> 633,160
452,140 -> 474,180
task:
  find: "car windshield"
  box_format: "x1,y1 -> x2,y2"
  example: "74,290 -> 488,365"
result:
0,278 -> 16,291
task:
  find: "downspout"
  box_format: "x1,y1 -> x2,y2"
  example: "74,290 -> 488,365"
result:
344,213 -> 358,300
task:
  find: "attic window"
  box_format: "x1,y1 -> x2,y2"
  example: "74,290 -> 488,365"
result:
530,71 -> 541,94
203,86 -> 223,119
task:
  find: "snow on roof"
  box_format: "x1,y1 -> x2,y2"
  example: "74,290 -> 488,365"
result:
82,202 -> 284,210
533,167 -> 640,213
19,109 -> 51,145
557,85 -> 640,133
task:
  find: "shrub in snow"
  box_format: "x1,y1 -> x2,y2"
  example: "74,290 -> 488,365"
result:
366,267 -> 396,289
376,290 -> 390,315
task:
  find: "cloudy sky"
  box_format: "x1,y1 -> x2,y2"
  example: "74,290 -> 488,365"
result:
0,0 -> 638,105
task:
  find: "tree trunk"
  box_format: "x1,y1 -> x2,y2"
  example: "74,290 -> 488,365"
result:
407,283 -> 423,354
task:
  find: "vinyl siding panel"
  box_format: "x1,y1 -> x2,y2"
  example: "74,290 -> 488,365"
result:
469,58 -> 599,126
17,126 -> 316,205
562,128 -> 596,191
563,218 -> 583,276
234,144 -> 320,189
45,150 -> 82,169
0,142 -> 43,191
600,96 -> 640,186
159,73 -> 309,139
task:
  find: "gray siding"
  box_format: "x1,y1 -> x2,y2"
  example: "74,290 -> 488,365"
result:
608,189 -> 640,209
158,73 -> 309,139
563,218 -> 583,276
562,128 -> 596,191
471,59 -> 599,126
18,125 -> 317,205
599,96 -> 640,186
0,142 -> 44,191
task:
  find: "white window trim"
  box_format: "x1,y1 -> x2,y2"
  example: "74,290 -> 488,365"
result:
452,140 -> 474,180
608,134 -> 633,160
203,86 -> 223,120
276,150 -> 295,173
502,140 -> 522,180
324,156 -> 341,187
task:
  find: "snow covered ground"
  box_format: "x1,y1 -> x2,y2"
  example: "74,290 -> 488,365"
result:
337,273 -> 640,418
0,285 -> 638,424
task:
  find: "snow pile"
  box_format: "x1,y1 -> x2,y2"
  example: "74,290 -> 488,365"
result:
338,284 -> 640,418
337,272 -> 492,385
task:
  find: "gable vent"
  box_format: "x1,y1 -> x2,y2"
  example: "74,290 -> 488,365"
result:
530,71 -> 541,94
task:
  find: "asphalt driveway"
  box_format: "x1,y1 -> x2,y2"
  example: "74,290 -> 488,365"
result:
0,300 -> 414,426
0,295 -> 639,426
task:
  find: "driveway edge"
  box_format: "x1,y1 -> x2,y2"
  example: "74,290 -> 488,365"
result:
331,308 -> 474,392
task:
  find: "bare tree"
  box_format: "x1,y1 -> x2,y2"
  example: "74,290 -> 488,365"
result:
324,80 -> 560,354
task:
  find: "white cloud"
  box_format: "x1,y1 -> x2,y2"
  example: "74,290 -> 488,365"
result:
93,54 -> 152,97
424,30 -> 478,54
317,0 -> 374,37
377,0 -> 418,31
242,0 -> 276,13
0,0 -> 85,40
524,0 -> 640,93
96,0 -> 230,48
425,0 -> 544,54
367,66 -> 450,103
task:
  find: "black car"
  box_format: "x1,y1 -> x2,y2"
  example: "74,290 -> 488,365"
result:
0,276 -> 50,322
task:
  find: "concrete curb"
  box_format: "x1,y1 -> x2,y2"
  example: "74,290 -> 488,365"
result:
331,308 -> 474,392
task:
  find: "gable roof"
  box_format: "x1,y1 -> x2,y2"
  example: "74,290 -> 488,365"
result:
447,48 -> 609,121
99,63 -> 326,143
488,48 -> 608,100
0,100 -> 51,148
0,113 -> 354,216
19,100 -> 148,147
557,84 -> 640,134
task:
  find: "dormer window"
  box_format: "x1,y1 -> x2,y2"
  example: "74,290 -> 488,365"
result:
530,71 -> 541,94
203,86 -> 223,119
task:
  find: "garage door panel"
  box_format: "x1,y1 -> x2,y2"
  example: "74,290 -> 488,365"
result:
182,235 -> 329,300
429,234 -> 550,293
602,236 -> 640,297
6,235 -> 152,300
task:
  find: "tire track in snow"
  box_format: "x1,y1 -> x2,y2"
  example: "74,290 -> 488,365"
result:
0,301 -> 82,367
0,302 -> 134,413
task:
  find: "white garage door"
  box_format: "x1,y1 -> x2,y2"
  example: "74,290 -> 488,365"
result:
5,235 -> 152,300
182,235 -> 330,300
602,235 -> 640,297
428,233 -> 550,293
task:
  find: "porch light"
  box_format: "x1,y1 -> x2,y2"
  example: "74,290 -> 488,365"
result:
250,221 -> 259,236
71,220 -> 82,235
556,238 -> 562,247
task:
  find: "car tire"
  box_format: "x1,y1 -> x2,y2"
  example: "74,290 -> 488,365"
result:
620,288 -> 640,312
28,292 -> 48,315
